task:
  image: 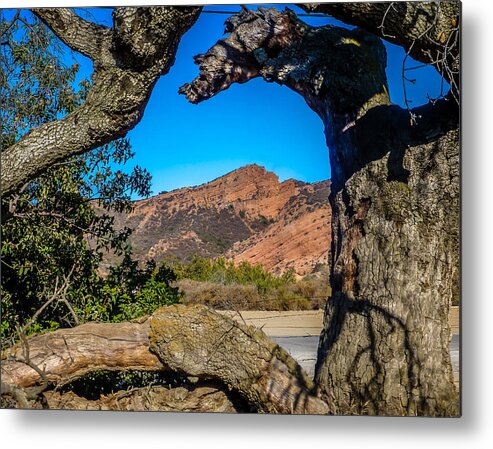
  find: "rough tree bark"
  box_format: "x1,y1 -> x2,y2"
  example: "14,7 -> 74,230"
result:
150,305 -> 329,414
42,385 -> 240,412
0,6 -> 201,196
1,319 -> 163,388
179,5 -> 460,416
2,305 -> 328,414
300,2 -> 460,101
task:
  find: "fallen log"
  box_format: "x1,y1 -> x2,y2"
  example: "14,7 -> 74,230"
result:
1,318 -> 163,388
2,305 -> 329,414
150,305 -> 329,414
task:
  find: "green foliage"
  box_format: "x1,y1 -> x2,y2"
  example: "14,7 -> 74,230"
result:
78,258 -> 181,324
1,11 -> 89,147
0,11 -> 172,344
177,275 -> 329,311
272,285 -> 311,311
171,256 -> 294,293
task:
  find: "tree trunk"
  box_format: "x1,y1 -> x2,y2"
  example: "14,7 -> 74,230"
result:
316,127 -> 459,416
180,6 -> 460,416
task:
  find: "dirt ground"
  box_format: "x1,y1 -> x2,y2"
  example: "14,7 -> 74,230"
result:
449,306 -> 460,334
220,310 -> 323,337
221,306 -> 460,337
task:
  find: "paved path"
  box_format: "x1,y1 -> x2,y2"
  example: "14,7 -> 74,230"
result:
451,334 -> 460,384
272,335 -> 460,381
272,336 -> 319,377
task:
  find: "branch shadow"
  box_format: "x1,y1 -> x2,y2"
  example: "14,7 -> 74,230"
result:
332,96 -> 459,190
315,293 -> 457,416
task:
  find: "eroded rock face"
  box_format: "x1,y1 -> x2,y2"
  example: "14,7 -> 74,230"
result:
227,182 -> 331,276
103,164 -> 330,277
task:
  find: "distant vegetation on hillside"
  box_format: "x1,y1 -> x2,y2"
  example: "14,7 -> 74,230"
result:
102,165 -> 331,278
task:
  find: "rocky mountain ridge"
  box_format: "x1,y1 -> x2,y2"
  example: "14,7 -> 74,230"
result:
106,164 -> 331,277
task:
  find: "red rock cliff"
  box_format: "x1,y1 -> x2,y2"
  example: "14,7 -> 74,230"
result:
106,165 -> 331,277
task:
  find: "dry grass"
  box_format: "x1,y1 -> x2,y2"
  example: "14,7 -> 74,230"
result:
176,277 -> 330,311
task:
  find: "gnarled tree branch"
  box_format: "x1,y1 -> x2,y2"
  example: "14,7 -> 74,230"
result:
2,305 -> 329,414
300,2 -> 460,98
179,6 -> 457,189
150,305 -> 329,414
32,8 -> 111,61
2,319 -> 164,388
1,6 -> 201,196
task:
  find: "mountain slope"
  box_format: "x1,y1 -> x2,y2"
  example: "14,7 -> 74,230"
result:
106,165 -> 331,277
227,181 -> 331,276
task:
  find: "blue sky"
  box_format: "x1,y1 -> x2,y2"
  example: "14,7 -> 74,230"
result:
12,4 -> 449,196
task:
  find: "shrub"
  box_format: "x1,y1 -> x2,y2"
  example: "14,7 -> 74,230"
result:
83,256 -> 182,323
170,256 -> 291,293
271,285 -> 311,311
173,258 -> 331,311
177,280 -> 263,309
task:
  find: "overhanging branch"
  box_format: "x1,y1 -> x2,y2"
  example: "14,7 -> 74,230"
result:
32,8 -> 110,62
300,2 -> 460,96
180,7 -> 458,188
1,6 -> 201,196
